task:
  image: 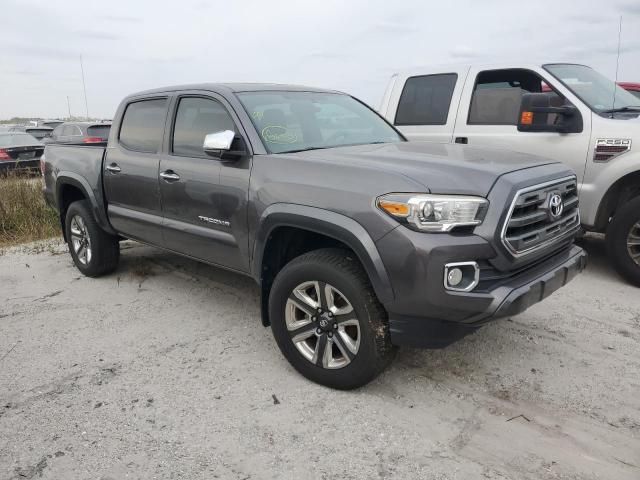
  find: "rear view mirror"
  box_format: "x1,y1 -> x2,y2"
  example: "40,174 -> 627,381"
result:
203,130 -> 247,160
517,92 -> 583,134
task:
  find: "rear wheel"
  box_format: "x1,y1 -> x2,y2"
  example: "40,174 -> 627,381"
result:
65,200 -> 119,277
269,248 -> 396,389
606,196 -> 640,286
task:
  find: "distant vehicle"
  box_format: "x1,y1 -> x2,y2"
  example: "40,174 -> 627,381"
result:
8,125 -> 54,141
50,122 -> 111,144
619,82 -> 640,100
38,119 -> 64,129
0,132 -> 44,173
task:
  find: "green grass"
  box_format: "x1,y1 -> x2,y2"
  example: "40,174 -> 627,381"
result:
0,172 -> 60,247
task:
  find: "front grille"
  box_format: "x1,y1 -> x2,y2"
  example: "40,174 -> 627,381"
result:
502,176 -> 579,256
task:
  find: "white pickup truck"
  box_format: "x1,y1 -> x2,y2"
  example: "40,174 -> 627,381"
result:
380,62 -> 640,285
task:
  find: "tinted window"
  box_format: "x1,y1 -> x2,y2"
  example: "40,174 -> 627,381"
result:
469,69 -> 546,125
52,125 -> 63,138
119,98 -> 167,152
395,74 -> 457,125
25,128 -> 52,139
87,125 -> 111,140
61,125 -> 79,136
172,97 -> 235,157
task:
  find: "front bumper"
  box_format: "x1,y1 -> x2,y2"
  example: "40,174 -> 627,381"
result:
376,226 -> 586,348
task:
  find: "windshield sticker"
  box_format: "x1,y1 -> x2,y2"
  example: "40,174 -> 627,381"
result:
252,111 -> 264,121
261,125 -> 298,144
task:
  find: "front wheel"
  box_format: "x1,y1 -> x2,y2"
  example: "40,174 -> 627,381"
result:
65,200 -> 120,277
269,248 -> 396,389
606,196 -> 640,286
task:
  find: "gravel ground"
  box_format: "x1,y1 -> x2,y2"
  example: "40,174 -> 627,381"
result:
0,236 -> 638,480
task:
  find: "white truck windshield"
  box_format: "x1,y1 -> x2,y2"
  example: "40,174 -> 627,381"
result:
544,64 -> 640,113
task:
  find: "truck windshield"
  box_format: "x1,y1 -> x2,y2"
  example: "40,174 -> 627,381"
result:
236,91 -> 404,154
544,64 -> 640,114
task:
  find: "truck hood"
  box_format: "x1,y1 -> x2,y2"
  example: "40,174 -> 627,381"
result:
289,141 -> 558,196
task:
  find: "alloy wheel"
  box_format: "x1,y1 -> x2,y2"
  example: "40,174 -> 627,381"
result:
628,221 -> 640,266
285,281 -> 360,369
70,215 -> 92,265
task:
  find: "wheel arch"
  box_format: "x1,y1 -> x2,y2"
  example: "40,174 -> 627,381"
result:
253,204 -> 395,326
56,172 -> 115,238
593,170 -> 640,232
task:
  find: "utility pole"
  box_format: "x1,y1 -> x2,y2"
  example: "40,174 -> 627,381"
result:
80,55 -> 89,121
66,96 -> 72,120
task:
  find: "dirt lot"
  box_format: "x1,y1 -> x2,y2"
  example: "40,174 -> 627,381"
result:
0,236 -> 638,480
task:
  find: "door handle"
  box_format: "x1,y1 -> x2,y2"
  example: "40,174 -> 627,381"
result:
159,170 -> 180,182
454,137 -> 468,144
105,163 -> 121,173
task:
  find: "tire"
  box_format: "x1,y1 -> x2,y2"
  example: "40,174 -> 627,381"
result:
606,196 -> 640,286
64,200 -> 119,277
269,248 -> 396,389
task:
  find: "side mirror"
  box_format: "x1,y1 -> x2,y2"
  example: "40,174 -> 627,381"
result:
517,92 -> 583,134
203,130 -> 247,160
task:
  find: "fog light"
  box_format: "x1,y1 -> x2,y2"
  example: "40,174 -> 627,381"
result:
443,262 -> 480,292
447,268 -> 463,286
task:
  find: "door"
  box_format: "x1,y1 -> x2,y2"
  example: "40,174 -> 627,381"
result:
452,67 -> 592,182
103,97 -> 168,244
158,94 -> 252,272
389,67 -> 468,143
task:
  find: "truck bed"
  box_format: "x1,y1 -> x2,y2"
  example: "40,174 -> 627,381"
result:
42,143 -> 110,231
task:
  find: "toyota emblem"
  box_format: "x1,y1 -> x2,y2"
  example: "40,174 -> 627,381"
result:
548,193 -> 564,219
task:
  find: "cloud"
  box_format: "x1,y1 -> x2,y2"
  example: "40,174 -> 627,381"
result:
619,2 -> 640,15
449,46 -> 481,59
565,13 -> 613,24
74,30 -> 121,41
104,15 -> 142,23
2,0 -> 640,118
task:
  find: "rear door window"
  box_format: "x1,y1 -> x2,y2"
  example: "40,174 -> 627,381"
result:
395,74 -> 458,125
119,98 -> 167,152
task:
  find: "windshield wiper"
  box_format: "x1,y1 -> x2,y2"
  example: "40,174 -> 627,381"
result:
601,106 -> 640,114
282,146 -> 330,154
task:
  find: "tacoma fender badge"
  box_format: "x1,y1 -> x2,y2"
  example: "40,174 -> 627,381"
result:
198,216 -> 230,227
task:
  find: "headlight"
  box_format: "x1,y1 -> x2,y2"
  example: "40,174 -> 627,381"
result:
377,193 -> 489,232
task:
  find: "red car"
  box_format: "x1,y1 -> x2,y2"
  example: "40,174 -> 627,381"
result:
618,82 -> 640,100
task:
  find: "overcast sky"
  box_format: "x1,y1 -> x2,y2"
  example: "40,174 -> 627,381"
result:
2,0 -> 639,119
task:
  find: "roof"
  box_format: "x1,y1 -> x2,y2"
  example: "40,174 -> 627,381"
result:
392,62 -> 591,77
127,82 -> 341,98
60,121 -> 112,126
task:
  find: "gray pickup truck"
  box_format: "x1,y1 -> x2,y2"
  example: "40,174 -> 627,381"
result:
43,84 -> 586,389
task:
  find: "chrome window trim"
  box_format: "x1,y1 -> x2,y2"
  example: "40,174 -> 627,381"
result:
500,175 -> 580,258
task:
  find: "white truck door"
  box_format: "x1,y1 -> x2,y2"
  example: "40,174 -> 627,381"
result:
452,66 -> 592,183
386,66 -> 469,143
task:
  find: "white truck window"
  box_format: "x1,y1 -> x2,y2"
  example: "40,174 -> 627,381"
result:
395,74 -> 457,126
468,69 -> 547,126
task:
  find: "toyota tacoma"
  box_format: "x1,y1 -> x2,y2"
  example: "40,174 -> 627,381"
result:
43,83 -> 586,389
